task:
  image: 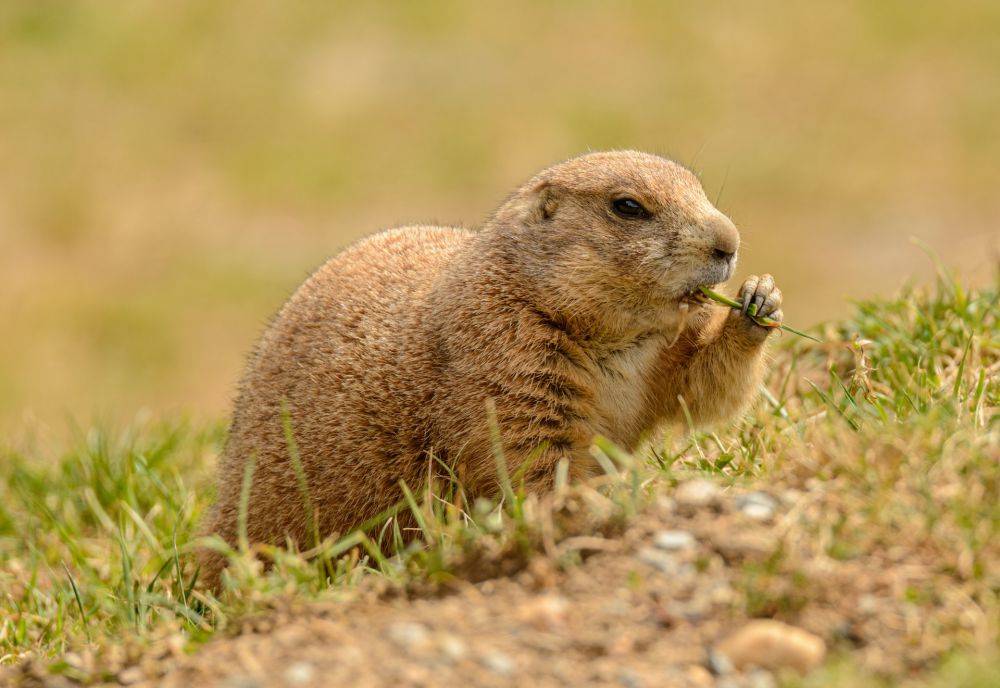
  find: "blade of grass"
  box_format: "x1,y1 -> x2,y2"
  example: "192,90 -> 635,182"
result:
398,479 -> 431,544
280,402 -> 320,550
758,383 -> 789,420
485,399 -> 517,514
117,529 -> 137,629
62,563 -> 91,642
675,395 -> 706,460
952,334 -> 975,399
805,379 -> 861,431
237,453 -> 257,553
590,442 -> 619,478
172,530 -> 188,613
146,557 -> 174,594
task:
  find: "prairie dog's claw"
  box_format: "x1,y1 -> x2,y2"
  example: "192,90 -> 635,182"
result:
737,274 -> 783,329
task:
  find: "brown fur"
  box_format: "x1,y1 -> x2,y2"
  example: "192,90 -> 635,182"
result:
201,150 -> 782,586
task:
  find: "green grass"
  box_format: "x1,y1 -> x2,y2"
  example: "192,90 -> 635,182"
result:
0,272 -> 996,683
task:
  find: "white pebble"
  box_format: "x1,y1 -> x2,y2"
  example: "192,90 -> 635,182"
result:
653,529 -> 696,551
388,621 -> 431,651
284,662 -> 315,685
439,634 -> 467,661
675,479 -> 720,508
637,547 -> 694,576
736,492 -> 777,520
707,647 -> 734,675
747,668 -> 777,688
482,650 -> 515,675
117,667 -> 145,685
741,502 -> 774,520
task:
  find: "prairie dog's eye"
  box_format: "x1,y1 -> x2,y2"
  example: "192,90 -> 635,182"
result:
612,197 -> 650,220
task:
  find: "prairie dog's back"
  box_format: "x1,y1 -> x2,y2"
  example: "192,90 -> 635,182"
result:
206,226 -> 472,573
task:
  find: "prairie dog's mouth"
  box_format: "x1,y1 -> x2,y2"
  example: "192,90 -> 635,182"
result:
679,284 -> 717,305
676,260 -> 734,303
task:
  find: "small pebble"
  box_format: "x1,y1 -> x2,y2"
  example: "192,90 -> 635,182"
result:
857,594 -> 879,615
63,653 -> 85,670
637,547 -> 693,576
482,650 -> 515,676
284,662 -> 315,685
675,479 -> 721,509
747,668 -> 777,688
780,489 -> 803,505
388,621 -> 431,651
707,647 -> 734,675
439,634 -> 467,661
741,503 -> 774,520
715,620 -> 826,674
518,594 -> 569,629
117,667 -> 145,685
736,492 -> 777,521
711,531 -> 778,561
653,529 -> 697,551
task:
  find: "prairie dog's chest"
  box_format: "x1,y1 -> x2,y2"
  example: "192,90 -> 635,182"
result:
591,336 -> 663,443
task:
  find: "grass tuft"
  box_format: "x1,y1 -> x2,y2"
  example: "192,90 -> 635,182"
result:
0,272 -> 995,684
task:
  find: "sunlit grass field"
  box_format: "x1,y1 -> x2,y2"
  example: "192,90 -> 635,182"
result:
1,4 -> 997,683
0,271 -> 995,684
2,0 -> 999,432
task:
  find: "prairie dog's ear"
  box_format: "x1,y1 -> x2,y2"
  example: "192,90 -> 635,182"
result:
526,180 -> 558,223
493,178 -> 559,226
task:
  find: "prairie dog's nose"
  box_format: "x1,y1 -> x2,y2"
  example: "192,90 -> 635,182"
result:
707,213 -> 740,260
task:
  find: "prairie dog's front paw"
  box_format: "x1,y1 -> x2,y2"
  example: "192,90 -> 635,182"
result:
728,274 -> 783,340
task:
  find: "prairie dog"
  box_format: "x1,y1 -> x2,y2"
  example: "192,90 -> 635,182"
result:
202,150 -> 782,585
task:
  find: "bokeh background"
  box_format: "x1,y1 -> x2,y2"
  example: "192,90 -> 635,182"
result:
2,1 -> 998,435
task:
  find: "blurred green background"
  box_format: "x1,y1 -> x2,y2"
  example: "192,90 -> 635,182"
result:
2,1 -> 998,435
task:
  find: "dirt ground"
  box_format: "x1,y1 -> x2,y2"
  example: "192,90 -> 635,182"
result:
9,479 -> 987,688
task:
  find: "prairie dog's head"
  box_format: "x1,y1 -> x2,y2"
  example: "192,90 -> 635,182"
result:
493,150 -> 740,331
